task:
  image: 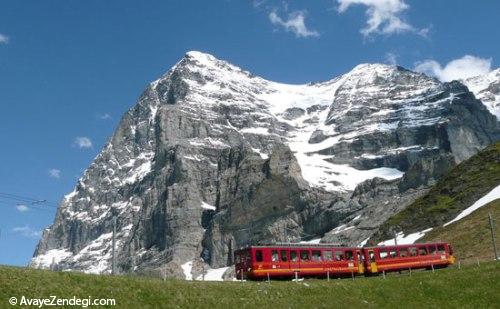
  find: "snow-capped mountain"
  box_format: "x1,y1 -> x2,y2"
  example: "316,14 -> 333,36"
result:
31,51 -> 499,279
463,68 -> 500,119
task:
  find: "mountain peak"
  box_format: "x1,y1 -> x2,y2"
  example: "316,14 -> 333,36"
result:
184,50 -> 219,65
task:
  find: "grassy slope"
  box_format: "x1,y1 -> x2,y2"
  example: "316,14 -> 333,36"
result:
1,263 -> 499,308
422,199 -> 500,264
374,142 -> 500,241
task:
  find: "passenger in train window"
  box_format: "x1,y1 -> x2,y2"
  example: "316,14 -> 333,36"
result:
335,251 -> 344,261
399,248 -> 408,257
291,251 -> 298,262
324,251 -> 333,261
389,250 -> 397,258
428,245 -> 437,255
380,250 -> 388,259
280,250 -> 288,262
272,250 -> 279,262
418,247 -> 428,256
345,250 -> 354,261
312,250 -> 322,261
409,247 -> 418,256
437,245 -> 446,254
369,251 -> 375,262
300,250 -> 310,261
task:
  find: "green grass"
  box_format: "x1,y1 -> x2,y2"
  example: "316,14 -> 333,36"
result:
1,262 -> 499,308
374,142 -> 500,241
422,199 -> 500,264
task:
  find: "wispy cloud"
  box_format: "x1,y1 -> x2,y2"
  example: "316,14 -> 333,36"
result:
97,113 -> 112,120
269,10 -> 319,38
73,137 -> 93,149
337,0 -> 425,37
414,55 -> 492,82
48,169 -> 61,179
0,33 -> 9,44
12,226 -> 42,238
385,52 -> 398,65
16,204 -> 30,213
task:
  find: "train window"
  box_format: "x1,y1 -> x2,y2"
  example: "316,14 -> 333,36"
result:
335,251 -> 345,261
300,250 -> 310,261
280,250 -> 288,262
272,250 -> 279,262
437,245 -> 446,254
380,250 -> 388,259
312,250 -> 321,261
324,251 -> 333,261
409,247 -> 417,256
389,250 -> 397,258
256,250 -> 263,262
400,248 -> 408,257
369,251 -> 375,262
345,250 -> 354,261
428,245 -> 437,255
291,251 -> 298,262
418,247 -> 428,256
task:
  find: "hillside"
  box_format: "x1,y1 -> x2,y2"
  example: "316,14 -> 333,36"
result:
374,142 -> 500,241
1,263 -> 499,308
422,199 -> 499,264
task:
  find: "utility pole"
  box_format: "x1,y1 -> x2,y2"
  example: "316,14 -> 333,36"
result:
112,216 -> 117,275
393,231 -> 398,246
488,212 -> 498,260
131,240 -> 136,273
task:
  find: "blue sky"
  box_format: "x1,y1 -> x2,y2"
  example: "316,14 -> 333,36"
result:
0,0 -> 498,266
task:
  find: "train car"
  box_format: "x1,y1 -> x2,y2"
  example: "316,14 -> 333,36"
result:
363,242 -> 455,274
234,243 -> 364,280
235,242 -> 455,280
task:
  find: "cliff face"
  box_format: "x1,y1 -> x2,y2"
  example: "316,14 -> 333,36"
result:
31,52 -> 500,278
463,68 -> 500,120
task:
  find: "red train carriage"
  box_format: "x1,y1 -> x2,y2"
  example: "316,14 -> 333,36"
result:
363,242 -> 455,274
234,243 -> 364,280
234,242 -> 454,280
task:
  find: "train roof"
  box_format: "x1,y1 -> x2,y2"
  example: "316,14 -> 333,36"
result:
235,241 -> 450,251
236,242 -> 349,250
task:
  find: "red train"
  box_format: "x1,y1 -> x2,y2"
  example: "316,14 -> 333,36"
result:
234,242 -> 455,280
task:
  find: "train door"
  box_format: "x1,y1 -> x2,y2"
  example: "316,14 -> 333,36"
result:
356,250 -> 365,274
279,249 -> 290,274
368,249 -> 378,273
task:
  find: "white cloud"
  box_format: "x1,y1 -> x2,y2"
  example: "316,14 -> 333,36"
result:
48,169 -> 61,179
0,33 -> 9,44
97,113 -> 112,120
414,55 -> 492,82
73,137 -> 93,149
385,52 -> 398,65
269,10 -> 319,38
337,0 -> 421,37
12,226 -> 42,238
16,204 -> 30,212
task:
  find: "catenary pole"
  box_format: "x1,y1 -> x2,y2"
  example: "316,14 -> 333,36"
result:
112,216 -> 117,275
488,212 -> 498,260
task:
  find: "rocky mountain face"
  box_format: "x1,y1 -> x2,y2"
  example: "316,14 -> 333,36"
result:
31,52 -> 500,279
463,68 -> 500,120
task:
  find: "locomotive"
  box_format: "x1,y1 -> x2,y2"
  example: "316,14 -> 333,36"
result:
234,242 -> 454,280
